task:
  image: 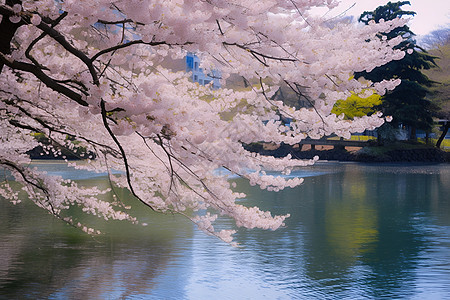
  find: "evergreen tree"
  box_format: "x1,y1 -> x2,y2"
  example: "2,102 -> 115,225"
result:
357,1 -> 437,141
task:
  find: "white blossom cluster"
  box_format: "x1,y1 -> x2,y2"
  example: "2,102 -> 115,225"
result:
0,0 -> 406,243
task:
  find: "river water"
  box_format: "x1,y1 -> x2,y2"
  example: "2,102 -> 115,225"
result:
1,161 -> 450,299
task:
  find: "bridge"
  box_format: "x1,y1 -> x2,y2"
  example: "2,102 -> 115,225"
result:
298,138 -> 371,150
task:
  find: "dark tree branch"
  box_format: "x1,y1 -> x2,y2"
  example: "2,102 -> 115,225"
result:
54,79 -> 89,95
0,1 -> 25,72
289,0 -> 312,27
97,18 -> 144,26
100,99 -> 156,211
436,121 -> 449,148
25,11 -> 68,70
8,119 -> 92,160
156,134 -> 176,193
284,79 -> 327,129
34,21 -> 99,85
0,158 -> 81,231
0,53 -> 89,106
91,39 -> 190,62
216,19 -> 224,35
223,42 -> 297,64
4,99 -> 120,158
1,4 -> 98,85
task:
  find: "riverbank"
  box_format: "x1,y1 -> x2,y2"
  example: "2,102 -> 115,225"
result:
28,141 -> 449,163
245,142 -> 450,163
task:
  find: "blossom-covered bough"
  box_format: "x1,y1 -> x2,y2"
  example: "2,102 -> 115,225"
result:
0,0 -> 406,244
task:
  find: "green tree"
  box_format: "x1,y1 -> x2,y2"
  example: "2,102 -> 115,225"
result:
332,91 -> 382,119
357,1 -> 437,142
422,28 -> 450,148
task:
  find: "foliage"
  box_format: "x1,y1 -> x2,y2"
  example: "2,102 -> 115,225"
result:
0,0 -> 407,244
423,43 -> 450,118
332,91 -> 382,119
357,1 -> 437,140
422,32 -> 450,148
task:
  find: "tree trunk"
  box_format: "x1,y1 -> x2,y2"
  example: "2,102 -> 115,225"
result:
436,122 -> 449,149
409,126 -> 417,141
377,129 -> 383,146
0,0 -> 24,73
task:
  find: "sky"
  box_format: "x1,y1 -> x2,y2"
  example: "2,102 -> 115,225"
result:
319,0 -> 450,36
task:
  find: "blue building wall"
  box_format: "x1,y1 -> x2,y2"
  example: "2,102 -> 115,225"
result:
185,53 -> 221,89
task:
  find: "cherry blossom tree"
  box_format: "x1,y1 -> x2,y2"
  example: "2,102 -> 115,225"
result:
0,0 -> 407,244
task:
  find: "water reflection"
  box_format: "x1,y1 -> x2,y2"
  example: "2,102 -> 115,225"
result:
0,173 -> 195,299
1,162 -> 450,299
230,163 -> 450,298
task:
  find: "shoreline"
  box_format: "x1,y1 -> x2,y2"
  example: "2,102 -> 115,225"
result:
27,142 -> 449,163
245,143 -> 449,163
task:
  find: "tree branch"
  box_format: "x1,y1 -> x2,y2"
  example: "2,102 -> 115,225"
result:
97,18 -> 144,26
91,40 -> 174,62
25,12 -> 68,71
0,53 -> 88,106
100,99 -> 156,211
0,1 -> 25,72
223,42 -> 297,64
34,21 -> 99,85
0,158 -> 81,231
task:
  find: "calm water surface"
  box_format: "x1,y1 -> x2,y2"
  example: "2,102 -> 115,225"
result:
1,161 -> 450,299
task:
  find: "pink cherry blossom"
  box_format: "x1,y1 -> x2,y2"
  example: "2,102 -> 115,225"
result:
0,0 -> 406,243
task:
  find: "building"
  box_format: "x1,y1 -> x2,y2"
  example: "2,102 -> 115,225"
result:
185,53 -> 221,89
